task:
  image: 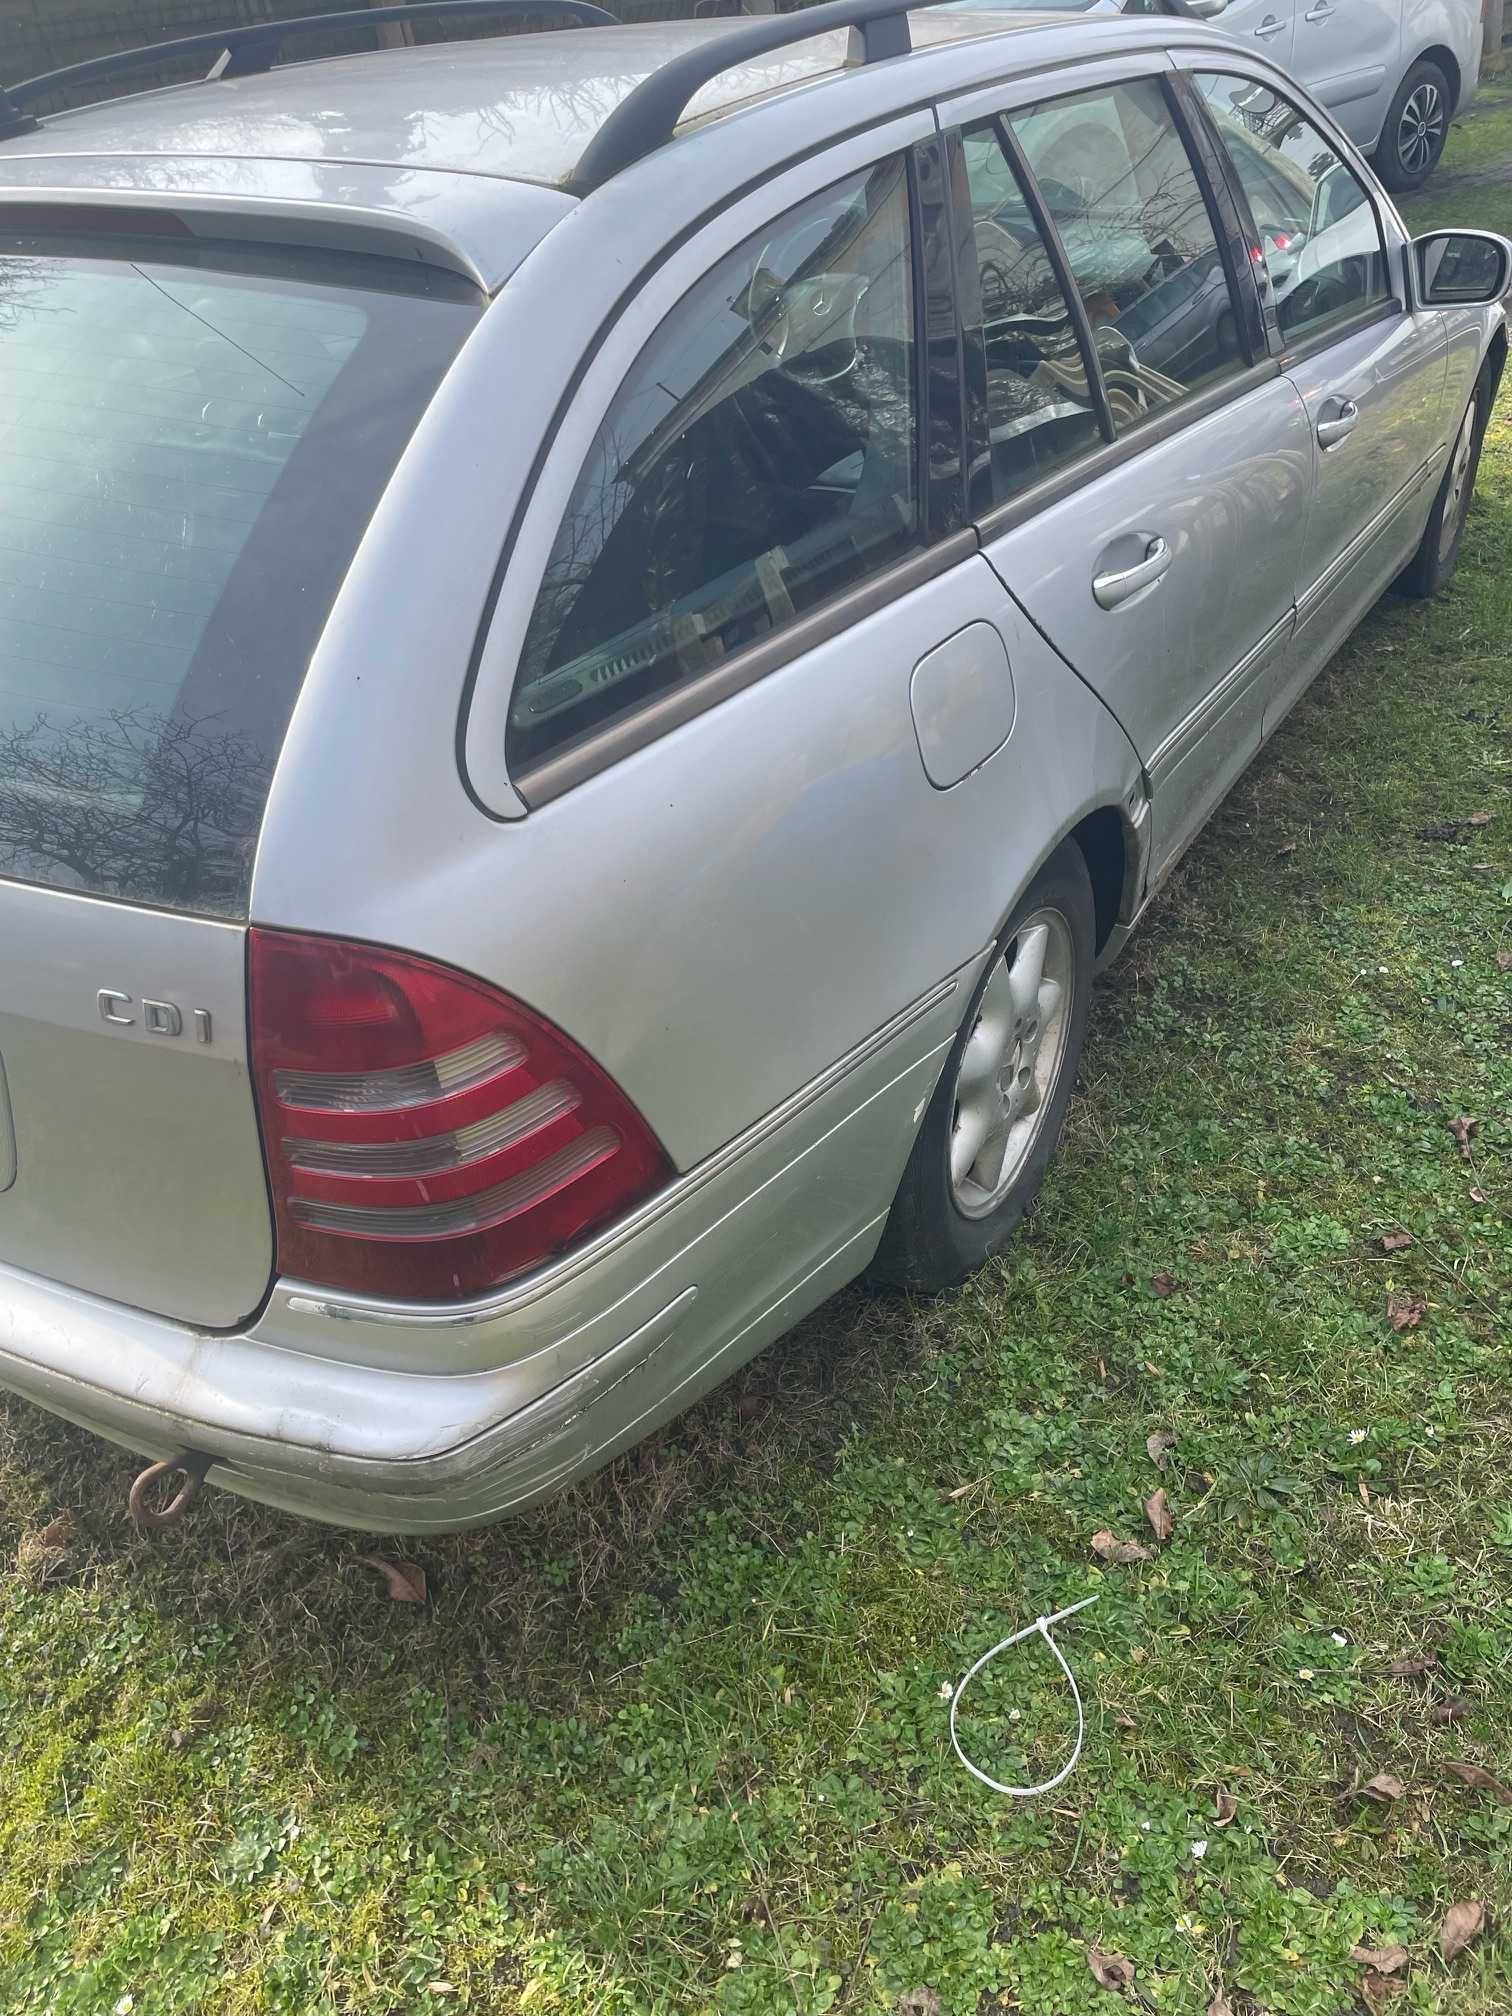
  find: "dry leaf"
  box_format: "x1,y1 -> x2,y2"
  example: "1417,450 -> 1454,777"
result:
1388,1293 -> 1426,1332
1091,1529 -> 1152,1565
945,1480 -> 983,1501
1115,1712 -> 1137,1731
1380,1231 -> 1414,1253
1438,1900 -> 1486,1961
1277,839 -> 1298,856
1467,810 -> 1493,826
1469,1187 -> 1488,1203
1088,1949 -> 1136,1993
893,1991 -> 944,2016
1449,1114 -> 1477,1160
1144,1488 -> 1175,1542
1207,1993 -> 1235,2016
1361,1971 -> 1407,2012
1359,1772 -> 1406,1804
1146,1430 -> 1177,1471
1496,952 -> 1512,973
354,1554 -> 428,1604
1444,1760 -> 1512,1805
1351,1944 -> 1409,1974
1149,1271 -> 1179,1298
1386,1655 -> 1437,1679
35,1511 -> 78,1551
1214,1788 -> 1239,1827
1431,1697 -> 1470,1724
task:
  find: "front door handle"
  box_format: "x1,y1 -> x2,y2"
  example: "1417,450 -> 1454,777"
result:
1316,398 -> 1360,449
1303,3 -> 1334,20
1254,14 -> 1287,37
1093,536 -> 1172,610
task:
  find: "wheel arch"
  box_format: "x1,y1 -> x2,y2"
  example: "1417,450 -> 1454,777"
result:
1412,43 -> 1463,115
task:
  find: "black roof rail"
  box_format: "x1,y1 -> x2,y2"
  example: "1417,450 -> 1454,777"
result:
0,0 -> 616,142
571,0 -> 963,192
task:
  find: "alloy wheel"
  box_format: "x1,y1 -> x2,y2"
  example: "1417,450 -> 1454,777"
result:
1397,82 -> 1444,178
1439,394 -> 1479,563
949,909 -> 1075,1219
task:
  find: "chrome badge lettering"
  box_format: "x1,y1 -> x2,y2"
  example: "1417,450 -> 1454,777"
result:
97,992 -> 212,1044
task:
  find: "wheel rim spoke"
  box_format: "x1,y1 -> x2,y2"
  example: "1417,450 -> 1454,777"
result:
1007,923 -> 1050,1027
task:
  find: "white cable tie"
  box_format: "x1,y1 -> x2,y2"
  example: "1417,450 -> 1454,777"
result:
948,1594 -> 1101,1799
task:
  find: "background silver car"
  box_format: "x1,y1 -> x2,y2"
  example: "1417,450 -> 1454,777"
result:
0,0 -> 1505,1530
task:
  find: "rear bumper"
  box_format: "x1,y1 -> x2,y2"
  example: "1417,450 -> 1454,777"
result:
0,967 -> 971,1531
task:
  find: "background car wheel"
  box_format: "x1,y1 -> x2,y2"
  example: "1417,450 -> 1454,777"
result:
1375,60 -> 1451,192
869,841 -> 1094,1293
1395,366 -> 1492,599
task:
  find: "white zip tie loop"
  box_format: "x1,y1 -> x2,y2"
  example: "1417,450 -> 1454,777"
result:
948,1594 -> 1101,1799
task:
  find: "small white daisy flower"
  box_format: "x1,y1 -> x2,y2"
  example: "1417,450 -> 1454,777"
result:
1349,1428 -> 1367,1445
1331,1632 -> 1348,1648
1140,1820 -> 1152,1832
939,1681 -> 954,1701
1191,1840 -> 1209,1860
115,2000 -> 134,2016
1298,1667 -> 1315,1682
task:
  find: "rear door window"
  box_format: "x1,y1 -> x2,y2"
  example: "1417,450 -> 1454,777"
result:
960,122 -> 1106,506
0,232 -> 477,916
508,157 -> 919,773
1194,74 -> 1389,343
1007,77 -> 1251,432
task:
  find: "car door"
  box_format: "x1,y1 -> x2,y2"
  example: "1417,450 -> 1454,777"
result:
1204,0 -> 1299,73
940,66 -> 1312,882
1291,0 -> 1402,143
1194,70 -> 1446,725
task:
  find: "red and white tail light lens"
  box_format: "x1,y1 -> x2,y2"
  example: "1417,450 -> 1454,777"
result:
248,930 -> 672,1300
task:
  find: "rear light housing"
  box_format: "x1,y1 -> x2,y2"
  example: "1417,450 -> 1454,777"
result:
248,930 -> 672,1301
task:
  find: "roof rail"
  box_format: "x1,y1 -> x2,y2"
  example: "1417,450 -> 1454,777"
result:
571,0 -> 959,192
0,0 -> 616,142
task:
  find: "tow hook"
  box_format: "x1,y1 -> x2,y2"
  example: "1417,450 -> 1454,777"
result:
128,1450 -> 212,1532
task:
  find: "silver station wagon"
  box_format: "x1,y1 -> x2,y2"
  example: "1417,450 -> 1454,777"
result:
0,0 -> 1505,1531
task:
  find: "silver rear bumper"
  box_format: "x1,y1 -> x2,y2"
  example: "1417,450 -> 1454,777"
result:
0,968 -> 970,1530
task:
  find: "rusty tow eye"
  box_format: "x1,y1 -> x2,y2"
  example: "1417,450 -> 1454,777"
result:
128,1450 -> 213,1531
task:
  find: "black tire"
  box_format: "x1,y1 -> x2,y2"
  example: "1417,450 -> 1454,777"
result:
869,841 -> 1094,1293
1395,366 -> 1491,600
1375,59 -> 1452,193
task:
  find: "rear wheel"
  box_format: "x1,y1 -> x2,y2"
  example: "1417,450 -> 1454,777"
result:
1395,368 -> 1491,600
1375,60 -> 1451,192
869,842 -> 1094,1292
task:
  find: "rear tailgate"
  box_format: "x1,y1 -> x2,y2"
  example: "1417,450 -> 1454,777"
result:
0,884 -> 268,1325
0,210 -> 479,1328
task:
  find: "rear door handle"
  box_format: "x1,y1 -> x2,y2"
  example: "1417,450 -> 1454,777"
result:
1316,398 -> 1360,449
1093,536 -> 1172,610
1254,14 -> 1287,37
1303,3 -> 1333,19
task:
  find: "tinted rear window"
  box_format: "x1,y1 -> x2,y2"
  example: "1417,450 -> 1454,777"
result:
0,234 -> 478,916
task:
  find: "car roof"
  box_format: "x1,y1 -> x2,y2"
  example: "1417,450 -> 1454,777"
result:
0,10 -> 1193,286
0,12 -> 1095,185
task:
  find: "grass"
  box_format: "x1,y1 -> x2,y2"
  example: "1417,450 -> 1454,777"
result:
3,93 -> 1512,2016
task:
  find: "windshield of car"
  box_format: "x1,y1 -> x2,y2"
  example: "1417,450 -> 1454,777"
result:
0,232 -> 478,917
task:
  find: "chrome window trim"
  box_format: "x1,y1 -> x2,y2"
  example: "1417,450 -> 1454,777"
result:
972,356 -> 1282,544
1278,295 -> 1407,371
279,960 -> 971,1328
512,530 -> 977,807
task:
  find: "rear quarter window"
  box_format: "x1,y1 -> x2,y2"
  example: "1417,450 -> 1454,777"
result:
0,232 -> 478,916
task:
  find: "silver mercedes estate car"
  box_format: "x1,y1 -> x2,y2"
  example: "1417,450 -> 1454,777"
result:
0,0 -> 1505,1531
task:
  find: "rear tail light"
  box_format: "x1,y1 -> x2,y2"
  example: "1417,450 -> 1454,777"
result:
248,930 -> 672,1301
